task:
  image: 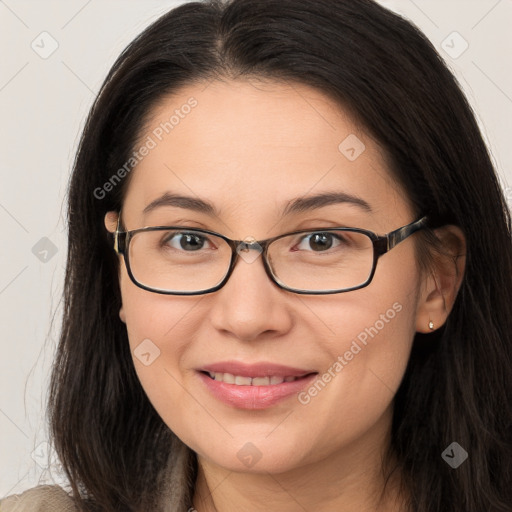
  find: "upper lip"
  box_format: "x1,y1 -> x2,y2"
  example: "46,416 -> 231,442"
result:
199,361 -> 317,378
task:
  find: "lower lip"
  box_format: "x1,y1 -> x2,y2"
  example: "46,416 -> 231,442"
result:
197,371 -> 318,410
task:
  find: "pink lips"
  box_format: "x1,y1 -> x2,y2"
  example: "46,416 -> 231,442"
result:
197,361 -> 318,410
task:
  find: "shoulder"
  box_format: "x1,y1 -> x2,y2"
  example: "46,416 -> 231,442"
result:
0,485 -> 77,512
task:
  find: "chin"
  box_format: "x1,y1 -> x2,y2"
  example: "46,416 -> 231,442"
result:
188,431 -> 313,474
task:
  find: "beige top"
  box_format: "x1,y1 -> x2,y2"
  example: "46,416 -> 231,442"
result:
0,485 -> 77,512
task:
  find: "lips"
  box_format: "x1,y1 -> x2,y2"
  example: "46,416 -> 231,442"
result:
197,361 -> 318,409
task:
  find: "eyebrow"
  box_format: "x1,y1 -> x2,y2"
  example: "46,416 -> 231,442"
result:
282,191 -> 372,216
143,192 -> 217,216
142,191 -> 372,218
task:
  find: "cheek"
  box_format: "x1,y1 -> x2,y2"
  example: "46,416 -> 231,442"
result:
119,261 -> 199,343
118,267 -> 198,404
121,289 -> 206,450
323,297 -> 416,404
298,258 -> 420,451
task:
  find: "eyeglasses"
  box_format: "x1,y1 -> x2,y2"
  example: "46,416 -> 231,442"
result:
111,215 -> 428,295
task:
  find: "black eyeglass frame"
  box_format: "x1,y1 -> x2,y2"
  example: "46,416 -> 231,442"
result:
112,215 -> 428,296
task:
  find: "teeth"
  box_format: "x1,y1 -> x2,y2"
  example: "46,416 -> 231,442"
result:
207,372 -> 299,386
235,375 -> 252,386
252,376 -> 270,386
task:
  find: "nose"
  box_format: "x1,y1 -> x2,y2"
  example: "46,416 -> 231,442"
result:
208,247 -> 293,342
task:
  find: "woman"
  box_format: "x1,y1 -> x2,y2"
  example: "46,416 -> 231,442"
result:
2,0 -> 511,510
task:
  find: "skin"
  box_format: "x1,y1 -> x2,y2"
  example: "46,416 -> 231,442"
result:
105,78 -> 465,512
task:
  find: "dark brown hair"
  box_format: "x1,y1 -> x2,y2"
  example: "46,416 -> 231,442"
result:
49,0 -> 512,510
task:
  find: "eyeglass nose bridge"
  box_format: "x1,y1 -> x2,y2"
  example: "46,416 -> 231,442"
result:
236,236 -> 264,255
220,236 -> 280,290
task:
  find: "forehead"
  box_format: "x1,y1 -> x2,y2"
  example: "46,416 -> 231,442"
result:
140,78 -> 361,161
122,78 -> 411,231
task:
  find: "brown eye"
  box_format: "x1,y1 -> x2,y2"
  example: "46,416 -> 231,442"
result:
294,232 -> 347,252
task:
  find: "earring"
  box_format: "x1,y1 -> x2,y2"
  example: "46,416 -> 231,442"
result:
428,320 -> 435,330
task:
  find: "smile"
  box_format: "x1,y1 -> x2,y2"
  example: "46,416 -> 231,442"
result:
196,361 -> 318,409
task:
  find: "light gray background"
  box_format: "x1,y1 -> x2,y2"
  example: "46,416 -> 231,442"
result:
1,0 -> 511,497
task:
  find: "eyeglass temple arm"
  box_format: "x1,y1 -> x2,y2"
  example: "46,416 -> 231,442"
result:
386,216 -> 428,251
113,214 -> 124,254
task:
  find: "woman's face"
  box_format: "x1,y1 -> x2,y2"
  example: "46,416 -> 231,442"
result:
108,79 -> 426,474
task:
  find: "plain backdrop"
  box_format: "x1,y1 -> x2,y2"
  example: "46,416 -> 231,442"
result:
1,0 -> 511,497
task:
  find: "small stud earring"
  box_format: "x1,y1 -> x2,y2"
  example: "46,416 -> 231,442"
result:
428,320 -> 434,330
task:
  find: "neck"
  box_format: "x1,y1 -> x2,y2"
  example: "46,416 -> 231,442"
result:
192,408 -> 405,512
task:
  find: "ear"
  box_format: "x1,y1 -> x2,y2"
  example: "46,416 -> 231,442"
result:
104,211 -> 119,233
104,211 -> 126,323
415,225 -> 466,333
